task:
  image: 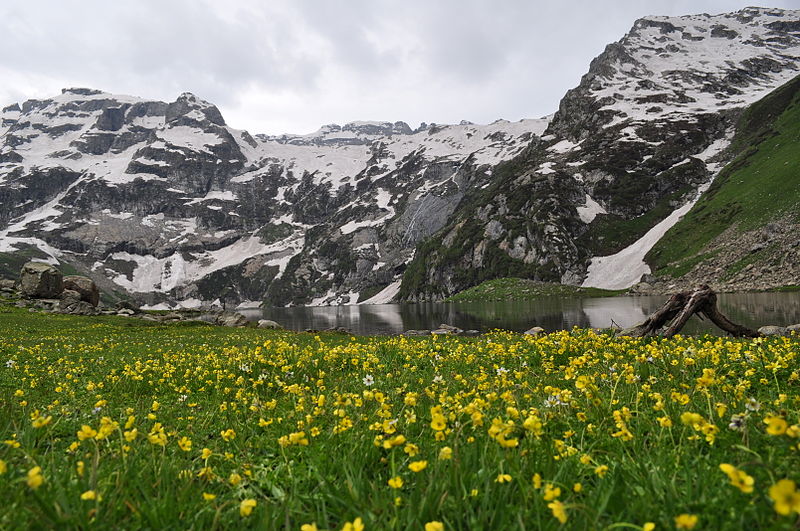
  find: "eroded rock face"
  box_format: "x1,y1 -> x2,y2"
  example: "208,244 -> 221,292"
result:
19,262 -> 63,298
63,275 -> 99,306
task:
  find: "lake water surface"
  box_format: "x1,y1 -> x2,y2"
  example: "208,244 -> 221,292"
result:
241,291 -> 800,336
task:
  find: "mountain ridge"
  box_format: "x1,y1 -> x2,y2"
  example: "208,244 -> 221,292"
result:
1,6 -> 798,308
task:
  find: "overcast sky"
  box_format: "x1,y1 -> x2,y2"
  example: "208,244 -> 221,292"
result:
1,1 -> 798,135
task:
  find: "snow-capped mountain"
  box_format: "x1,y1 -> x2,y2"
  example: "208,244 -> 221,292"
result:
401,6 -> 800,298
1,7 -> 798,307
0,88 -> 546,307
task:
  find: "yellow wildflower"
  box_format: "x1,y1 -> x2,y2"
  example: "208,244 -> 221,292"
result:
719,463 -> 754,493
178,436 -> 192,452
547,500 -> 567,524
495,473 -> 512,483
765,415 -> 788,436
239,498 -> 257,517
543,483 -> 561,501
388,476 -> 403,489
674,514 -> 698,529
425,522 -> 444,531
342,517 -> 364,531
769,479 -> 800,516
409,460 -> 428,472
77,425 -> 97,441
27,466 -> 44,489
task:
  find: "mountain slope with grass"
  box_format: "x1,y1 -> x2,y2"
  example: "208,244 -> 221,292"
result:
644,73 -> 800,292
400,7 -> 800,300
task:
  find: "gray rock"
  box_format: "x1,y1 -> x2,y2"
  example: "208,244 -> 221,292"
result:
60,289 -> 82,306
257,319 -> 283,329
117,308 -> 135,316
437,324 -> 463,334
115,300 -> 139,311
787,324 -> 800,333
324,326 -> 351,333
524,326 -> 545,336
215,312 -> 248,327
19,262 -> 63,298
759,325 -> 789,337
402,330 -> 429,336
63,276 -> 100,306
0,279 -> 15,290
462,330 -> 481,336
59,298 -> 99,315
431,329 -> 453,335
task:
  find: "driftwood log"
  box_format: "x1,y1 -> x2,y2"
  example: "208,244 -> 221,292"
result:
622,284 -> 760,338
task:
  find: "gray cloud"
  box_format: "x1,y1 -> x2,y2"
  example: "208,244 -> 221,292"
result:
1,0 -> 798,134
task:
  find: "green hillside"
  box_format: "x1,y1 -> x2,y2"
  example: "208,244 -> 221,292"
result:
647,74 -> 800,277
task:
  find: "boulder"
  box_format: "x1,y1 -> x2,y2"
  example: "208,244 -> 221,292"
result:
0,279 -> 16,290
787,324 -> 800,334
19,262 -> 63,298
59,294 -> 99,315
524,326 -> 545,336
63,276 -> 99,306
324,326 -> 351,333
60,289 -> 82,306
257,319 -> 283,329
117,308 -> 136,316
758,325 -> 789,337
216,312 -> 248,327
115,300 -> 139,311
402,330 -> 429,336
435,323 -> 464,335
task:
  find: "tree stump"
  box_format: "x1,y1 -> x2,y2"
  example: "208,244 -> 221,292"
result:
622,284 -> 760,338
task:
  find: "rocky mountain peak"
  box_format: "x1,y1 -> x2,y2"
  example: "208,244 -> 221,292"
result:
61,87 -> 104,96
166,92 -> 226,127
548,7 -> 800,141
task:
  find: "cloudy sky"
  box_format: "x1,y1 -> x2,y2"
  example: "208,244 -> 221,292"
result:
1,1 -> 797,135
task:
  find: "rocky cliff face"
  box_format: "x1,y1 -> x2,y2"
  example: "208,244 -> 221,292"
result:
1,7 -> 798,307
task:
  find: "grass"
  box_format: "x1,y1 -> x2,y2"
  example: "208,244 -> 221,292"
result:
444,278 -> 622,303
1,302 -> 800,529
647,74 -> 800,276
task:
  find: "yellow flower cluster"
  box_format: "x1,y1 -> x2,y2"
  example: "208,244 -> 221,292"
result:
1,318 -> 799,528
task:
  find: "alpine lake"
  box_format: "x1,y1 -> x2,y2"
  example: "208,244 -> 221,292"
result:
241,291 -> 800,335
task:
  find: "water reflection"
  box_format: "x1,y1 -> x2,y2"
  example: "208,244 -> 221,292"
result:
240,292 -> 800,336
